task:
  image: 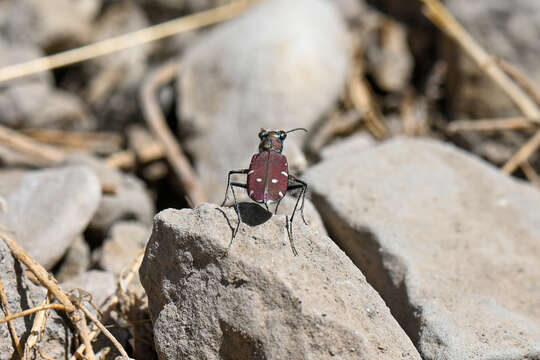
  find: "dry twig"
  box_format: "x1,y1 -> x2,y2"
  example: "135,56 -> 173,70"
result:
21,129 -> 123,153
520,161 -> 540,187
348,61 -> 388,140
80,306 -> 129,359
447,117 -> 539,133
0,124 -> 65,166
0,276 -> 23,359
419,0 -> 539,118
141,62 -> 207,205
0,1 -> 255,83
497,58 -> 540,106
0,231 -> 132,360
0,304 -> 68,323
419,0 -> 540,174
24,296 -> 50,359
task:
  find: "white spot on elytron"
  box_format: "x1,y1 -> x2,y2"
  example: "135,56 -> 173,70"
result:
256,178 -> 262,182
249,190 -> 254,196
278,191 -> 284,197
248,170 -> 254,175
271,178 -> 278,183
281,171 -> 288,177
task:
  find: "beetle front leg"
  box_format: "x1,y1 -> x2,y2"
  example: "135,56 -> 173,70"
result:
221,169 -> 250,206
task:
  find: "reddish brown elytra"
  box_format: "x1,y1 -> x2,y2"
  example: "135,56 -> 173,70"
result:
221,128 -> 308,255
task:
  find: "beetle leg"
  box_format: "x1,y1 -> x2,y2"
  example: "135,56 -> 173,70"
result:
221,169 -> 249,206
228,182 -> 247,248
274,198 -> 283,214
287,175 -> 308,226
285,215 -> 299,256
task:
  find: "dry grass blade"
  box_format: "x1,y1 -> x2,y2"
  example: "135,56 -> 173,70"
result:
73,309 -> 96,360
141,62 -> 207,205
447,117 -> 539,133
80,306 -> 129,359
348,63 -> 388,140
497,58 -> 540,106
0,1 -> 255,83
0,276 -> 23,359
419,0 -> 540,119
23,296 -> 50,359
70,326 -> 100,360
0,232 -> 109,359
0,232 -> 74,313
502,132 -> 540,174
0,124 -> 65,166
37,347 -> 56,360
419,0 -> 540,174
21,129 -> 123,153
520,161 -> 540,187
0,303 -> 68,323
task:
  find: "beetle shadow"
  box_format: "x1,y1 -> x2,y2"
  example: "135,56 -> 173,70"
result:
217,202 -> 273,229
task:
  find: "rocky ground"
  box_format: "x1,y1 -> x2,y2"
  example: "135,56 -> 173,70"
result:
0,0 -> 539,359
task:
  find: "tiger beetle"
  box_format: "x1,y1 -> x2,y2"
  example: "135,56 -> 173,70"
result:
221,128 -> 308,255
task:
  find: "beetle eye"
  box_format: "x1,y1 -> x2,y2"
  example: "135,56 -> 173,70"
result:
258,129 -> 267,139
279,132 -> 287,139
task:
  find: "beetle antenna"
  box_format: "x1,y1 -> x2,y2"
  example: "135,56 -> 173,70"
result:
286,127 -> 308,134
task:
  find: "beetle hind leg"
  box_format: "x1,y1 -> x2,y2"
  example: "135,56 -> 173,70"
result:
286,215 -> 299,256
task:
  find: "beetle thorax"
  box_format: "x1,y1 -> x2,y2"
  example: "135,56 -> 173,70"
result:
258,131 -> 285,153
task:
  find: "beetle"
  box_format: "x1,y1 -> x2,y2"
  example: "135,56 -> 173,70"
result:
221,128 -> 308,255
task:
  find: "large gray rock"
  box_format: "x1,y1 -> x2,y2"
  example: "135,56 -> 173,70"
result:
304,138 -> 540,359
0,238 -> 74,360
177,0 -> 350,202
445,0 -> 540,118
140,204 -> 421,360
0,167 -> 101,269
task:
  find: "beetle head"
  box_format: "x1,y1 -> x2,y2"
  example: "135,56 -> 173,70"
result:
257,128 -> 307,153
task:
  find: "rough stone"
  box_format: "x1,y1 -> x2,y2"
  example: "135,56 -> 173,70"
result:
304,138 -> 540,359
0,238 -> 73,360
56,235 -> 91,283
177,0 -> 350,202
445,0 -> 540,117
60,270 -> 117,309
84,1 -> 150,128
320,132 -> 376,160
65,154 -> 155,237
0,0 -> 97,50
98,221 -> 150,276
0,40 -> 96,130
140,204 -> 421,360
0,166 -> 101,269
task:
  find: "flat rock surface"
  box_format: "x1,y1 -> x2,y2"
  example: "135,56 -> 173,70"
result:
0,166 -> 101,269
140,204 -> 420,360
178,0 -> 349,202
304,138 -> 540,359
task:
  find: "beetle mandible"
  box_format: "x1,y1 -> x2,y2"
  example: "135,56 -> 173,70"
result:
221,128 -> 308,255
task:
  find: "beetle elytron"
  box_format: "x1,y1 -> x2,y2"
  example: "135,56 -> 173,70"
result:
221,128 -> 308,255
